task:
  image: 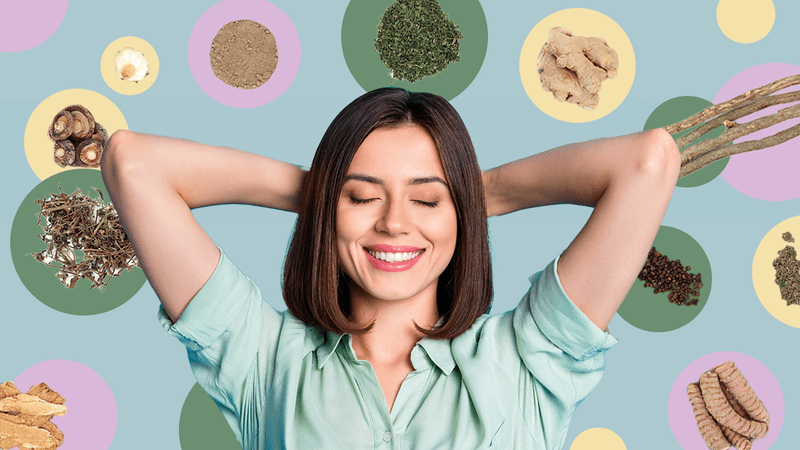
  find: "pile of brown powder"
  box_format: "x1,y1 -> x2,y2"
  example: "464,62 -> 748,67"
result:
210,19 -> 279,90
774,231 -> 800,306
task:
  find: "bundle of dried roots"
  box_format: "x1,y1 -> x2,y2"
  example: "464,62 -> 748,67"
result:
663,75 -> 800,178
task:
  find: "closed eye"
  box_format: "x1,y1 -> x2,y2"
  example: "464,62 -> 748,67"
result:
414,200 -> 439,208
349,196 -> 376,205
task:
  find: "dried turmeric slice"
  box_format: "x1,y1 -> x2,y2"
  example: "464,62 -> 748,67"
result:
715,361 -> 770,424
699,371 -> 767,439
687,382 -> 731,450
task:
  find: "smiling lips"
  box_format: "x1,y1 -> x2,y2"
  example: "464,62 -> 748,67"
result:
364,244 -> 424,272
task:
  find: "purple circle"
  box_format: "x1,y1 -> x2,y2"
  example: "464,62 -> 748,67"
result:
715,63 -> 800,201
14,359 -> 118,450
188,0 -> 301,108
668,351 -> 784,450
0,0 -> 68,52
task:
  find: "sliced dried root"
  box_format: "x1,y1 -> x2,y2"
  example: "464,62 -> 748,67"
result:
0,382 -> 66,449
687,382 -> 731,450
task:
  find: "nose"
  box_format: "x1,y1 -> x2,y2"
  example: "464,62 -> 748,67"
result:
375,197 -> 412,236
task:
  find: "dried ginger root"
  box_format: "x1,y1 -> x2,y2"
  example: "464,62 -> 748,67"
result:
537,27 -> 618,110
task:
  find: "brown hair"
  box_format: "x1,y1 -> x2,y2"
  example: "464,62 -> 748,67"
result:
282,88 -> 492,339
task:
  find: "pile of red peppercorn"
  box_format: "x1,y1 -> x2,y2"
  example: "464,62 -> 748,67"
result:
637,246 -> 703,306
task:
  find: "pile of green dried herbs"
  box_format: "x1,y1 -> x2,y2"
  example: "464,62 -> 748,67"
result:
375,0 -> 462,82
31,186 -> 139,290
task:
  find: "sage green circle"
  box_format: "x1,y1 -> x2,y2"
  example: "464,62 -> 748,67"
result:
617,225 -> 712,332
10,169 -> 146,315
179,383 -> 241,449
643,96 -> 728,188
341,0 -> 488,100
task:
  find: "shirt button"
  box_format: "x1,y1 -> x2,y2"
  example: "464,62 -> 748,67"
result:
382,431 -> 392,442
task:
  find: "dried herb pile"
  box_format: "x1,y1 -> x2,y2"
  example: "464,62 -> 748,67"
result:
773,231 -> 799,306
31,186 -> 139,290
375,0 -> 462,82
638,246 -> 703,306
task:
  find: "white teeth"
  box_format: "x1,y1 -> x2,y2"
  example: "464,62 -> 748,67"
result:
368,249 -> 421,262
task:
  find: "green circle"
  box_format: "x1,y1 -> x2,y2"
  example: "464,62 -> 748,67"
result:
179,383 -> 241,450
643,96 -> 729,188
10,169 -> 146,315
341,0 -> 488,100
617,225 -> 713,332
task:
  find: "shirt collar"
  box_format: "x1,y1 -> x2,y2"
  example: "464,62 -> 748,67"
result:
312,322 -> 456,375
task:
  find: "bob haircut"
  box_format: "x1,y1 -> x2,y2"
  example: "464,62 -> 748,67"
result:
283,88 -> 492,339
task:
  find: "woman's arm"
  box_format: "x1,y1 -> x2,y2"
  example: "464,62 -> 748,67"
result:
483,128 -> 680,331
101,130 -> 306,322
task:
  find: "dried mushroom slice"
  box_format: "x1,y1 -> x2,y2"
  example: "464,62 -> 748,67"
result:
53,140 -> 76,167
76,139 -> 103,168
64,105 -> 95,141
91,122 -> 108,147
48,110 -> 74,141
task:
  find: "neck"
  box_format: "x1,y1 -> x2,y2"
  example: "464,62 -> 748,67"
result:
348,283 -> 439,365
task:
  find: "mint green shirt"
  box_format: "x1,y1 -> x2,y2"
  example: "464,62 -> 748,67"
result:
159,249 -> 617,449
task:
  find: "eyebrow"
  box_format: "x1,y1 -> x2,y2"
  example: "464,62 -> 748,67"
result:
343,173 -> 449,187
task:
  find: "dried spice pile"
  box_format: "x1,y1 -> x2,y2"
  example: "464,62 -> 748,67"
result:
31,186 -> 139,290
537,26 -> 619,110
375,0 -> 462,82
773,231 -> 800,306
210,19 -> 279,90
638,246 -> 703,305
48,105 -> 107,169
0,381 -> 66,449
687,361 -> 769,450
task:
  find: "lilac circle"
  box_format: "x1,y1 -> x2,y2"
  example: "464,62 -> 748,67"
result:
715,63 -> 800,201
0,0 -> 68,52
667,351 -> 783,449
15,359 -> 118,450
188,0 -> 301,108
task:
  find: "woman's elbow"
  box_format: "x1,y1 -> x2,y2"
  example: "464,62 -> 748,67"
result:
637,128 -> 681,182
101,130 -> 143,186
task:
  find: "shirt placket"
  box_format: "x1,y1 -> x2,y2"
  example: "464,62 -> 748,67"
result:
340,338 -> 433,450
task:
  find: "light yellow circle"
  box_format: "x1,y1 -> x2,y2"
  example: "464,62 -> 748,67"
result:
101,36 -> 159,95
570,428 -> 626,450
519,8 -> 635,123
24,89 -> 128,181
717,0 -> 775,44
753,215 -> 800,328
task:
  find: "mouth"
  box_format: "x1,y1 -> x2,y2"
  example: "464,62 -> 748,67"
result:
363,246 -> 425,272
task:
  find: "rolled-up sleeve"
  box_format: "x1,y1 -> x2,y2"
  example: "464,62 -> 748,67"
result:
512,253 -> 618,449
158,248 -> 284,444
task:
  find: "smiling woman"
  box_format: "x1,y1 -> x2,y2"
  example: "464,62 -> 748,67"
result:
284,90 -> 491,340
101,87 -> 679,449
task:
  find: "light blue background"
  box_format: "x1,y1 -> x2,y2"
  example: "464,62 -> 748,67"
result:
1,1 -> 798,448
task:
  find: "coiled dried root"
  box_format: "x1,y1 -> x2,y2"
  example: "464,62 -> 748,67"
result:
686,361 -> 769,450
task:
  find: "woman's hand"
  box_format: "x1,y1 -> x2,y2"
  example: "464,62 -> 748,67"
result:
482,129 -> 680,330
101,130 -> 306,322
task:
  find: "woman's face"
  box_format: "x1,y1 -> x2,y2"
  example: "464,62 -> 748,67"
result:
337,124 -> 458,305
